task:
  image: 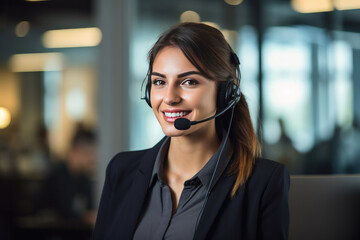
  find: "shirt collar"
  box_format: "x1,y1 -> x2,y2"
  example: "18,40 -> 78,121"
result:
190,135 -> 232,191
149,136 -> 170,187
149,135 -> 232,191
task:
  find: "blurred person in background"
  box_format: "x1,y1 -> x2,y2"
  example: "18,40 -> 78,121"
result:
335,118 -> 360,173
263,119 -> 304,174
304,125 -> 341,174
38,125 -> 97,225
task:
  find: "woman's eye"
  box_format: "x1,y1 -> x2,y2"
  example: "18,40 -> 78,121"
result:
182,79 -> 199,86
152,79 -> 165,86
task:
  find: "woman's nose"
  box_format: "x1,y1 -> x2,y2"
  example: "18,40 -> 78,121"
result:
163,85 -> 181,106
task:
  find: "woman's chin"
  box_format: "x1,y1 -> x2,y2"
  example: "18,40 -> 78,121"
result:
161,125 -> 187,137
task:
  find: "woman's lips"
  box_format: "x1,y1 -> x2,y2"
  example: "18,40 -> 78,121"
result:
162,110 -> 191,123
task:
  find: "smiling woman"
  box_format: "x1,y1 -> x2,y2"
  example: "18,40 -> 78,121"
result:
150,47 -> 217,137
93,22 -> 290,240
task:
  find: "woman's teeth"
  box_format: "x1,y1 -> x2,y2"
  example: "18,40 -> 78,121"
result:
164,112 -> 188,117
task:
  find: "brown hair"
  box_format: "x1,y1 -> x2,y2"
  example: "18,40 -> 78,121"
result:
146,22 -> 261,196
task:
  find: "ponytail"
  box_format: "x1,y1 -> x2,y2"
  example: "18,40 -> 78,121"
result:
216,93 -> 261,197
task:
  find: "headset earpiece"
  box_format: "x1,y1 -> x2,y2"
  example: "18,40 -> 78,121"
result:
145,75 -> 152,107
217,77 -> 241,111
217,81 -> 228,110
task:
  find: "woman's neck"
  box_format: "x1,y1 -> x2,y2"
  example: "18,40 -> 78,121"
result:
166,126 -> 221,181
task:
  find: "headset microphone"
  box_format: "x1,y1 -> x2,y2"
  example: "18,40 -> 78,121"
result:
174,118 -> 192,130
174,94 -> 240,130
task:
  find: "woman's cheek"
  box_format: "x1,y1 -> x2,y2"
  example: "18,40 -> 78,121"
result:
150,90 -> 163,108
196,89 -> 217,109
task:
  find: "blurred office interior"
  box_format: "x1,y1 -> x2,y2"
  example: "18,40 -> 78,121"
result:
0,0 -> 360,239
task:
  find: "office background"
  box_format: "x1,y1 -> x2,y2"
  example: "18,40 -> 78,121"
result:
0,0 -> 359,239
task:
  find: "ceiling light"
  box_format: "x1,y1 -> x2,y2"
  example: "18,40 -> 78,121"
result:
221,29 -> 238,47
180,11 -> 201,23
224,0 -> 243,6
334,0 -> 360,10
9,53 -> 64,72
42,27 -> 102,48
15,21 -> 30,37
0,107 -> 11,129
291,0 -> 334,13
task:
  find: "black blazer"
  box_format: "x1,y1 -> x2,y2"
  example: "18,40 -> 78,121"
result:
93,138 -> 290,240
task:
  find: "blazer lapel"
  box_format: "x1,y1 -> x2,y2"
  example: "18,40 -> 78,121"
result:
193,173 -> 237,240
109,138 -> 166,239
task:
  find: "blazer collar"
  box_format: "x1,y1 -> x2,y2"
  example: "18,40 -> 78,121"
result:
193,172 -> 237,240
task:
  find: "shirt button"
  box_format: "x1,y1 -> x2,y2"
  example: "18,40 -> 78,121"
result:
185,178 -> 200,186
194,178 -> 201,185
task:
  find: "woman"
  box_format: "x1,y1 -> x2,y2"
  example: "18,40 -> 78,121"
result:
93,22 -> 290,240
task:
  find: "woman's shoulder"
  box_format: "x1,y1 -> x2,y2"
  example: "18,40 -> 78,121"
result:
248,158 -> 290,186
254,158 -> 287,171
107,148 -> 151,174
106,137 -> 167,175
111,149 -> 150,165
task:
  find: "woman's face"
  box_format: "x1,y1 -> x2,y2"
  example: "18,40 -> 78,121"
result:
150,46 -> 217,137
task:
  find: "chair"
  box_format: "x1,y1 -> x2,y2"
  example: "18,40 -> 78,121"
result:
289,175 -> 360,240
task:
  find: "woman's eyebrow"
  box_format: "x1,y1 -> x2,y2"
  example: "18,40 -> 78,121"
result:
177,71 -> 203,78
151,71 -> 203,78
151,72 -> 166,78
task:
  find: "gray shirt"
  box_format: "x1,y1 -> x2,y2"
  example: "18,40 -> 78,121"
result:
133,136 -> 232,240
